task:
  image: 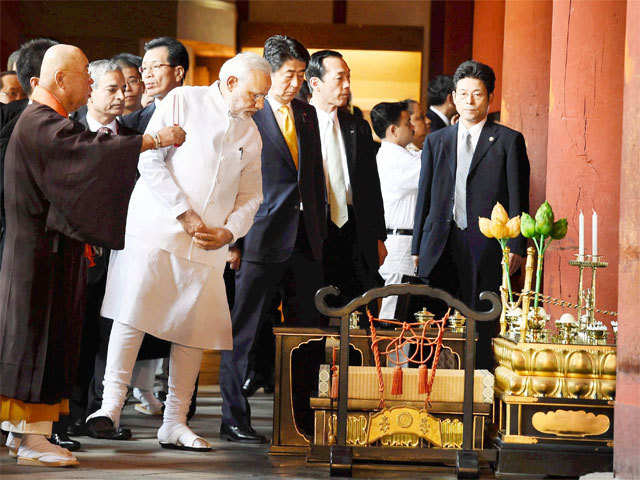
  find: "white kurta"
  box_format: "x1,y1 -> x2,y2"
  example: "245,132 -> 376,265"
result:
101,82 -> 263,350
376,141 -> 421,319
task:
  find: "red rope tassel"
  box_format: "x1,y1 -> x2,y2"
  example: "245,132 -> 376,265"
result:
418,364 -> 428,394
391,365 -> 403,395
84,244 -> 96,267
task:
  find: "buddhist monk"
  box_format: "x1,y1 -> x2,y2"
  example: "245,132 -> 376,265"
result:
0,44 -> 185,467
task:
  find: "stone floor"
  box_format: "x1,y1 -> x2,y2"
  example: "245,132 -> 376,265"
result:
0,386 -> 610,479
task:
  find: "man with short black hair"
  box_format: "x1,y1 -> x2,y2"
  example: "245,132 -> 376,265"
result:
120,37 -> 188,133
219,35 -> 326,444
307,50 -> 387,313
372,101 -> 421,319
412,60 -> 530,369
111,53 -> 144,115
426,74 -> 457,133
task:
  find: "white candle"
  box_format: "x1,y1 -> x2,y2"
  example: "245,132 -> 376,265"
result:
592,210 -> 598,257
579,211 -> 584,260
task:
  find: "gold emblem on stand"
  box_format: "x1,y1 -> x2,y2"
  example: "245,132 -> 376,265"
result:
368,407 -> 442,447
531,410 -> 610,437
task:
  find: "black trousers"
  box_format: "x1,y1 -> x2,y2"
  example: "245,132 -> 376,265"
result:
425,225 -> 500,370
220,218 -> 325,428
323,211 -> 382,318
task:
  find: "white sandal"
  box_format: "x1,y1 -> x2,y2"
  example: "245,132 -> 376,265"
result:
158,423 -> 211,452
15,434 -> 79,467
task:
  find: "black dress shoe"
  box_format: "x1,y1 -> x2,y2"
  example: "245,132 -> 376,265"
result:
67,418 -> 87,437
86,416 -> 132,440
241,371 -> 266,398
220,423 -> 267,444
49,433 -> 81,451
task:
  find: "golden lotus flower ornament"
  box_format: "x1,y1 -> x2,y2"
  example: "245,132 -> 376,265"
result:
479,202 -> 521,308
479,203 -> 521,241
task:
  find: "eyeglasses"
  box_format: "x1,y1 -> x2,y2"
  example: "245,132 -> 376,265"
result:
139,64 -> 174,75
126,77 -> 141,87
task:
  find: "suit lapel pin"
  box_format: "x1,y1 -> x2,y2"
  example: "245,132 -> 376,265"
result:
489,136 -> 495,142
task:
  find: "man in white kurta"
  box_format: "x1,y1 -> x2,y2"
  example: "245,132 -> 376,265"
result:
371,102 -> 422,320
86,53 -> 271,451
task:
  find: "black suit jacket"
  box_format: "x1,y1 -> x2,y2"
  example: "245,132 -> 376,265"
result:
120,102 -> 156,134
426,107 -> 448,134
76,114 -> 138,284
412,121 -> 530,279
243,99 -> 327,263
336,108 -> 387,272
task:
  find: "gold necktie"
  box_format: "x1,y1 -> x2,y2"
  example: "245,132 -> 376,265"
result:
278,105 -> 298,169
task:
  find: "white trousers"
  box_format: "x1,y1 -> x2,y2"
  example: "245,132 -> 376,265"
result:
379,234 -> 415,320
101,321 -> 203,427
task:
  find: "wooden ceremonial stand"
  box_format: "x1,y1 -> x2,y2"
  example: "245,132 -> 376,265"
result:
312,284 -> 502,478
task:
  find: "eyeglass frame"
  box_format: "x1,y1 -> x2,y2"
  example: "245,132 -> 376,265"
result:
138,63 -> 176,75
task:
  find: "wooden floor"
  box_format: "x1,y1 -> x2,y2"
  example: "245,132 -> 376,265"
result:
0,386 -> 611,479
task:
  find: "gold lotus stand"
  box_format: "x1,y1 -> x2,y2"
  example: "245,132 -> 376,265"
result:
492,251 -> 616,478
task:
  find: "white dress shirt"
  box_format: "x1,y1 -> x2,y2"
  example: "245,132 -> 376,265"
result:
376,140 -> 421,230
430,105 -> 450,126
86,112 -> 118,134
377,140 -> 421,319
312,102 -> 352,205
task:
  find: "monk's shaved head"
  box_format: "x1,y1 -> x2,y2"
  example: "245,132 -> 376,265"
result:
38,44 -> 93,113
39,44 -> 88,82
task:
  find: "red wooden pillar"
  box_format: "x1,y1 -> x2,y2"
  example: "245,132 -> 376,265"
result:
500,0 -> 552,214
614,0 -> 640,476
472,0 -> 505,113
544,0 -> 626,321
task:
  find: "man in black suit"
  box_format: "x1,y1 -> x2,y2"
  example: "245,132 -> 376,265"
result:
426,75 -> 457,134
307,50 -> 387,313
412,61 -> 530,369
120,37 -> 188,134
219,35 -> 327,444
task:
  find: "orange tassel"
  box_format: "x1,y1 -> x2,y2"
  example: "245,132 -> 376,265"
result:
391,366 -> 403,395
330,367 -> 339,399
418,364 -> 428,394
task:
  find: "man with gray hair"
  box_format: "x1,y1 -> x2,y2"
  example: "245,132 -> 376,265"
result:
87,52 -> 271,452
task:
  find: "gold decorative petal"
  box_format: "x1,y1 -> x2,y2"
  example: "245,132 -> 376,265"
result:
491,202 -> 509,225
505,216 -> 521,238
478,217 -> 494,238
531,410 -> 610,437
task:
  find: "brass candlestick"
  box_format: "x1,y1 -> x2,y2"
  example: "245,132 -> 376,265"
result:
569,254 -> 608,334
